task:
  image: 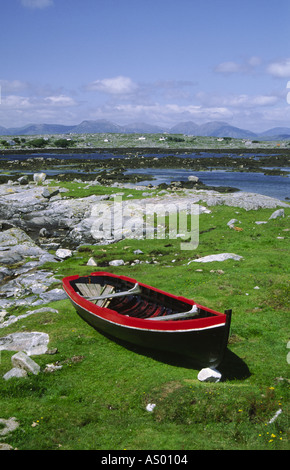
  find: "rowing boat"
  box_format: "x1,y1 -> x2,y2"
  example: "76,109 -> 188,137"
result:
62,271 -> 232,368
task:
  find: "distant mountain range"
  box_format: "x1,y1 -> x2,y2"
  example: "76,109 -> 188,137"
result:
1,119 -> 290,141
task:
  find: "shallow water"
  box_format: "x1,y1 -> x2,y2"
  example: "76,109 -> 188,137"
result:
126,167 -> 290,200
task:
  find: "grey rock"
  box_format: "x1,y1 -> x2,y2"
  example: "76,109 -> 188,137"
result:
188,253 -> 243,264
109,259 -> 125,266
42,187 -> 59,199
0,418 -> 19,436
188,175 -> 199,183
87,257 -> 97,266
55,248 -> 72,259
33,172 -> 46,184
39,288 -> 67,303
3,367 -> 28,380
18,176 -> 29,185
269,209 -> 285,220
11,351 -> 40,375
0,332 -> 49,355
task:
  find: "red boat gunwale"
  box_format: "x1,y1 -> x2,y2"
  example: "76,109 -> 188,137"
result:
62,272 -> 227,332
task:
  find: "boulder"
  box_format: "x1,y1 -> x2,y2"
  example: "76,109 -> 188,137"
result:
11,351 -> 40,375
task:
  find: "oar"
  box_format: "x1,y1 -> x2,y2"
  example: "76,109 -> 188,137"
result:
147,304 -> 199,321
86,282 -> 142,302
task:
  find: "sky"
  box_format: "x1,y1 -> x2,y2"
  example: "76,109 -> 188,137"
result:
0,0 -> 290,132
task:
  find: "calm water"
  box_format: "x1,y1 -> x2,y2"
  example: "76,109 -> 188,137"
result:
1,151 -> 289,200
126,167 -> 290,200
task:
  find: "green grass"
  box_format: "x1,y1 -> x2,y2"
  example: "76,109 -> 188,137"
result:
0,202 -> 289,450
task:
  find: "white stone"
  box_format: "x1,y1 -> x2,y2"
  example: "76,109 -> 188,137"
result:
188,253 -> 243,264
109,259 -> 125,266
146,404 -> 156,412
188,175 -> 199,183
197,367 -> 222,383
3,367 -> 28,380
33,172 -> 46,184
0,417 -> 20,436
227,218 -> 238,226
11,351 -> 40,375
55,248 -> 72,259
0,332 -> 49,355
87,257 -> 97,266
269,209 -> 285,220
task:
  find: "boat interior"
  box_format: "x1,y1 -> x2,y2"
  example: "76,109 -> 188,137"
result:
71,275 -> 216,321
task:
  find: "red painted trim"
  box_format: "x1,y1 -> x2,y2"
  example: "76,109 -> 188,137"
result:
62,271 -> 226,332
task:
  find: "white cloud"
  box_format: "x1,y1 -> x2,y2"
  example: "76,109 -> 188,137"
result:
196,91 -> 279,108
21,0 -> 54,8
214,61 -> 246,74
214,57 -> 262,75
267,59 -> 290,78
44,95 -> 77,106
86,76 -> 138,95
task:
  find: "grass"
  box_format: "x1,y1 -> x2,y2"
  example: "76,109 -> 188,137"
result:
0,199 -> 289,450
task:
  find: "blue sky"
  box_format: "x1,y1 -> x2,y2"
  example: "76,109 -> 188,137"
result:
1,0 -> 290,131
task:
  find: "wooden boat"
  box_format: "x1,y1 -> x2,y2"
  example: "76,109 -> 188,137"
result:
62,271 -> 232,368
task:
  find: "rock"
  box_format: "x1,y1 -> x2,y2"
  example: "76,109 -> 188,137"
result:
109,259 -> 125,266
0,310 -> 8,323
269,209 -> 285,220
0,417 -> 19,436
33,172 -> 46,184
188,175 -> 199,183
146,404 -> 156,412
0,443 -> 15,450
0,332 -> 49,355
87,257 -> 97,266
18,176 -> 29,185
197,367 -> 222,382
55,248 -> 72,259
39,288 -> 67,303
42,187 -> 59,199
10,351 -> 40,376
227,218 -> 238,226
44,363 -> 62,373
133,249 -> 144,255
255,221 -> 267,225
39,227 -> 51,237
188,253 -> 243,264
3,367 -> 28,380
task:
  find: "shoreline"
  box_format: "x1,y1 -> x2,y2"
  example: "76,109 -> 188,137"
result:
1,146 -> 290,156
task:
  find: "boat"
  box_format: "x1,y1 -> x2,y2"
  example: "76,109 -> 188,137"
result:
62,271 -> 232,368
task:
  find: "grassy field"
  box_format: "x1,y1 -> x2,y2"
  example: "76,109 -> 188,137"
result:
0,194 -> 289,451
1,131 -> 289,152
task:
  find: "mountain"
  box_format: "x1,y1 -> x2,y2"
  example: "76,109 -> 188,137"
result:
169,121 -> 199,135
259,127 -> 290,137
123,122 -> 166,133
0,119 -> 289,140
0,126 -> 10,136
7,123 -> 74,136
71,120 -> 124,134
195,121 -> 257,139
